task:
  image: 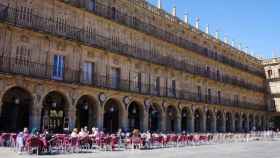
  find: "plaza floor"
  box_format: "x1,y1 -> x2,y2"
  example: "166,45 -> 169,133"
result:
0,140 -> 278,158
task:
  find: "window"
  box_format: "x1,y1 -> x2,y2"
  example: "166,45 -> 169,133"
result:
197,86 -> 202,101
90,0 -> 96,11
165,79 -> 168,96
216,70 -> 220,80
83,62 -> 94,84
171,80 -> 176,96
267,69 -> 272,78
111,7 -> 116,20
207,89 -> 212,103
156,77 -> 160,95
218,91 -> 221,104
15,46 -> 31,65
137,72 -> 142,92
234,95 -> 239,105
111,67 -> 120,89
206,66 -> 210,77
278,69 -> 280,78
52,55 -> 64,80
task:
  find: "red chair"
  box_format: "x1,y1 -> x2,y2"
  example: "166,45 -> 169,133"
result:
26,137 -> 44,155
0,133 -> 11,146
131,137 -> 142,149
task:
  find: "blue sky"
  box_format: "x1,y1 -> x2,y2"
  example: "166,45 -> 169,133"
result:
148,0 -> 279,59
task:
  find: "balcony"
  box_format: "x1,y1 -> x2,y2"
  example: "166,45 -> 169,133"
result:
64,0 -> 265,77
0,4 -> 264,93
0,56 -> 266,111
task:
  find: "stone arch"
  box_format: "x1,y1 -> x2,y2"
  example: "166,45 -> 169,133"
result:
181,106 -> 192,132
103,98 -> 124,133
166,105 -> 179,132
194,108 -> 204,133
148,102 -> 163,132
75,95 -> 99,130
0,86 -> 33,132
127,100 -> 145,131
41,91 -> 69,133
206,109 -> 215,133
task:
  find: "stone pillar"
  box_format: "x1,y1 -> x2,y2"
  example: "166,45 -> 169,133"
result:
232,117 -> 235,132
188,116 -> 194,133
201,112 -> 206,133
142,111 -> 149,132
177,116 -> 181,133
253,116 -> 256,131
239,117 -> 243,132
222,114 -> 226,132
97,108 -> 104,130
246,116 -> 250,132
68,108 -> 76,130
161,113 -> 166,132
121,110 -> 128,131
30,107 -> 41,130
212,115 -> 217,133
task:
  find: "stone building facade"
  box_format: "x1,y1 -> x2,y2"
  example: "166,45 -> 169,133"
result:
263,58 -> 280,128
0,0 -> 268,133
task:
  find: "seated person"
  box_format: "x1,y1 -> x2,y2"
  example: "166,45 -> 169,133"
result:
71,128 -> 79,138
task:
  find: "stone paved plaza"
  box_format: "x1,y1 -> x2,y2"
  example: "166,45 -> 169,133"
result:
0,140 -> 278,158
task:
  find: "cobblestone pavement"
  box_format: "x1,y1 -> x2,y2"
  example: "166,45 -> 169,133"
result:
0,140 -> 278,158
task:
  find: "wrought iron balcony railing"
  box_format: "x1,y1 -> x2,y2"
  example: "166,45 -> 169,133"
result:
0,56 -> 266,111
0,4 -> 264,92
63,0 -> 264,77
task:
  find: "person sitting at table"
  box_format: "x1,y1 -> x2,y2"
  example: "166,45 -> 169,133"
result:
71,128 -> 78,138
23,127 -> 29,137
79,128 -> 88,138
30,128 -> 39,137
93,127 -> 99,137
84,126 -> 89,134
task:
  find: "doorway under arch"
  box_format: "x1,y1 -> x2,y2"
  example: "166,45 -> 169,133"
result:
0,87 -> 32,132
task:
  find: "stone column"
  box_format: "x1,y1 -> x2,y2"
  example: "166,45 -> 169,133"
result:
30,107 -> 41,130
97,108 -> 104,130
232,116 -> 235,132
212,115 -> 217,133
246,116 -> 250,132
239,116 -> 243,132
188,116 -> 194,133
121,110 -> 128,131
161,113 -> 166,132
68,107 -> 76,130
176,116 -> 182,133
201,112 -> 206,133
222,114 -> 226,132
253,116 -> 256,131
142,111 -> 149,132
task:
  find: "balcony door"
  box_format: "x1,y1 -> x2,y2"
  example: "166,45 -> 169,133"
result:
111,67 -> 120,89
52,55 -> 64,80
89,0 -> 96,11
83,62 -> 94,84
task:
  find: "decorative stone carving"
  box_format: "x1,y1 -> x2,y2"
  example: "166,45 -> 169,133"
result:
144,99 -> 151,112
98,92 -> 107,105
123,96 -> 131,110
20,35 -> 29,43
69,90 -> 79,105
177,102 -> 182,111
162,101 -> 167,112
